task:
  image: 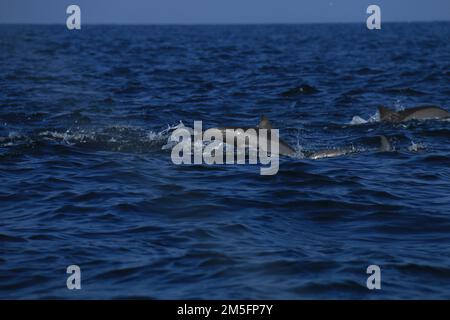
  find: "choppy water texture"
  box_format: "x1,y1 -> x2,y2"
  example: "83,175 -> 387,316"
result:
1,23 -> 450,299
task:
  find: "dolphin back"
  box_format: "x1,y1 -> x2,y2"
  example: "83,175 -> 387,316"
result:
400,106 -> 450,121
379,105 -> 450,122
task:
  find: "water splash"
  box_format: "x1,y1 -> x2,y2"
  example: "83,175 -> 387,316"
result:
408,141 -> 426,152
349,110 -> 380,125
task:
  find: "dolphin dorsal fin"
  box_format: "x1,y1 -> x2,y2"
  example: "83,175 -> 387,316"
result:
378,106 -> 396,121
379,135 -> 392,152
258,115 -> 272,129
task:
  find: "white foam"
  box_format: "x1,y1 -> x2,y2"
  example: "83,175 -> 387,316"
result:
39,130 -> 94,145
350,116 -> 368,125
349,110 -> 380,125
408,141 -> 426,152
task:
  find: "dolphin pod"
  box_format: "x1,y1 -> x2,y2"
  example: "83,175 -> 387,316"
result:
215,116 -> 392,159
296,104 -> 450,157
175,103 -> 448,160
378,105 -> 450,122
214,103 -> 450,158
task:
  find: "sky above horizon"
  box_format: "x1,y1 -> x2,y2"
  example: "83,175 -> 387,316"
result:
0,0 -> 449,24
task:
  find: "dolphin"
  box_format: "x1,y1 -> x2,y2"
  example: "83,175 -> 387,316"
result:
256,116 -> 297,156
378,105 -> 450,122
305,135 -> 391,159
306,148 -> 354,160
215,116 -> 296,157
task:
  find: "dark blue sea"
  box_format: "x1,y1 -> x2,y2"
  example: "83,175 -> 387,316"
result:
1,23 -> 450,299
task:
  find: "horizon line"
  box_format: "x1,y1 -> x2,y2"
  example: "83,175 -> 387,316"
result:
0,20 -> 449,26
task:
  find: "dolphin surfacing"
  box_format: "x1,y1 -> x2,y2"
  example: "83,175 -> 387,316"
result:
216,116 -> 296,157
306,148 -> 353,160
258,116 -> 297,156
306,136 -> 392,159
379,105 -> 450,123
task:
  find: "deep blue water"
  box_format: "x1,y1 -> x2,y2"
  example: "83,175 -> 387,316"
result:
1,23 -> 450,299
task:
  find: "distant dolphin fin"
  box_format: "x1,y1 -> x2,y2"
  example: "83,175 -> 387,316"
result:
258,115 -> 272,129
379,135 -> 392,152
378,106 -> 397,122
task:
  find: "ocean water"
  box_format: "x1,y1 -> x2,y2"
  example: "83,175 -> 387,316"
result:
1,23 -> 450,299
